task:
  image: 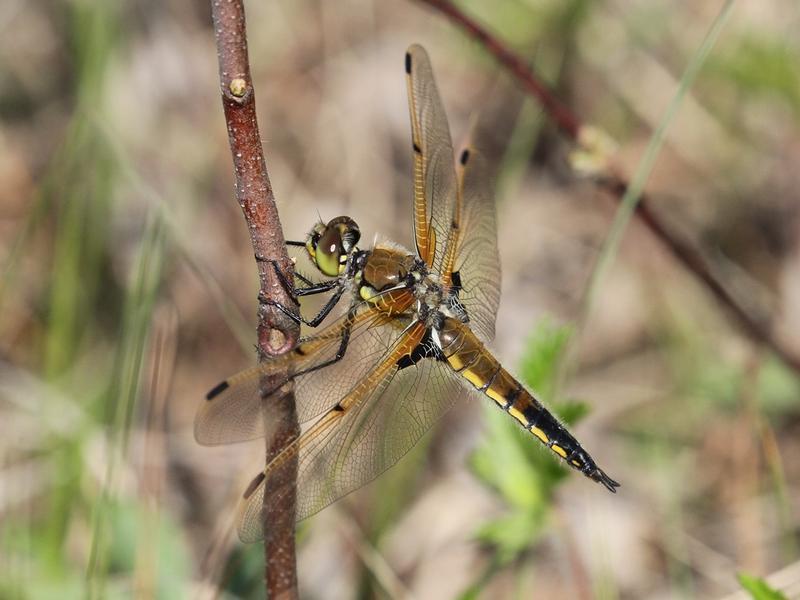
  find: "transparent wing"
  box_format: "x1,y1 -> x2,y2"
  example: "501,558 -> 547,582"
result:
405,44 -> 458,271
453,124 -> 502,344
237,323 -> 464,542
194,291 -> 415,446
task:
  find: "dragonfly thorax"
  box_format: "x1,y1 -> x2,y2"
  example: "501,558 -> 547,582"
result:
354,246 -> 419,303
409,267 -> 469,331
352,243 -> 466,331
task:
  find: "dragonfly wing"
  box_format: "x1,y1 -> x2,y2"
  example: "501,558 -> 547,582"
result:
194,295 -> 414,446
406,44 -> 500,340
453,122 -> 502,344
237,323 -> 464,541
405,44 -> 458,271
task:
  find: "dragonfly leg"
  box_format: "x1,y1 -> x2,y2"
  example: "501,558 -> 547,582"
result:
258,255 -> 339,302
291,306 -> 357,377
295,278 -> 339,298
293,270 -> 315,287
259,284 -> 346,328
291,267 -> 340,292
255,254 -> 300,305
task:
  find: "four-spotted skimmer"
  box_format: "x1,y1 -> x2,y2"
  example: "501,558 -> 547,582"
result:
196,44 -> 618,543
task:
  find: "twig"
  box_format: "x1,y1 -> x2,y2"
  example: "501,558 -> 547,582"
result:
415,0 -> 800,375
210,1 -> 300,597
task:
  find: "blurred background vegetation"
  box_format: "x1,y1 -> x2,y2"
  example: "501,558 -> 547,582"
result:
1,0 -> 799,598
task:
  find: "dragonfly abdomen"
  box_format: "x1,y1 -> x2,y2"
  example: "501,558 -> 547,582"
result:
436,317 -> 619,492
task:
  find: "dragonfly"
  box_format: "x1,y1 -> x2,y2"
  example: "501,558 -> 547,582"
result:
196,44 -> 619,543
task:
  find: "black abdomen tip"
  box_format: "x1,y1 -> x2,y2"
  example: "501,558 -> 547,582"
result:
206,380 -> 229,401
593,469 -> 621,493
405,52 -> 412,74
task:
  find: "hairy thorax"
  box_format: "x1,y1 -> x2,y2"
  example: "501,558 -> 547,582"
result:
354,243 -> 467,329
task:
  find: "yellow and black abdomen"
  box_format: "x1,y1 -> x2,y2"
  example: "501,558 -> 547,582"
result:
436,317 -> 619,491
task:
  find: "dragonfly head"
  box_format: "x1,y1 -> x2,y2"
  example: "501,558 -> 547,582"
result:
306,216 -> 361,277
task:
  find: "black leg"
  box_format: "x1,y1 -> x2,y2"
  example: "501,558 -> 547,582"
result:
288,285 -> 410,380
255,254 -> 300,305
260,284 -> 346,328
293,270 -> 315,286
292,306 -> 357,378
258,295 -> 302,325
304,286 -> 346,326
260,255 -> 338,298
295,279 -> 339,298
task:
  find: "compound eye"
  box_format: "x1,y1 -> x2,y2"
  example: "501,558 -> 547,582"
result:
340,224 -> 360,253
305,223 -> 325,259
326,216 -> 360,254
315,226 -> 343,277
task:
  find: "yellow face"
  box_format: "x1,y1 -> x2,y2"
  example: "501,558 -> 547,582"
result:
306,217 -> 360,277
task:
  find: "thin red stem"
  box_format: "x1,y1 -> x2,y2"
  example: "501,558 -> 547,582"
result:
210,1 -> 300,596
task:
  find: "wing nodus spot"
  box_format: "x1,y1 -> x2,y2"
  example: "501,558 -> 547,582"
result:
459,149 -> 470,165
243,472 -> 266,500
333,403 -> 345,413
451,270 -> 463,295
413,142 -> 422,154
206,380 -> 230,401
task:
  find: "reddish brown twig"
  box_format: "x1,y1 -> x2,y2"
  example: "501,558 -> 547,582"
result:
211,1 -> 300,596
415,0 -> 800,374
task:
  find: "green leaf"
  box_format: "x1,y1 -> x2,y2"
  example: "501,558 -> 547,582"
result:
737,573 -> 788,600
709,37 -> 800,117
758,357 -> 800,415
470,408 -> 547,510
474,512 -> 546,566
553,399 -> 590,426
518,320 -> 573,398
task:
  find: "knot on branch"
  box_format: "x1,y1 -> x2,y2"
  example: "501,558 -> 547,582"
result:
224,77 -> 252,103
257,325 -> 293,357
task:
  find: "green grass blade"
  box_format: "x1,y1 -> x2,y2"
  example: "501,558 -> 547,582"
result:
559,0 -> 736,391
582,0 -> 735,319
738,572 -> 789,600
85,213 -> 166,597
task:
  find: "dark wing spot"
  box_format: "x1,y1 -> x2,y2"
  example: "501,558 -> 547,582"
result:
405,52 -> 412,74
206,380 -> 230,401
413,142 -> 422,154
459,149 -> 470,166
243,472 -> 266,499
333,403 -> 345,412
451,270 -> 463,293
